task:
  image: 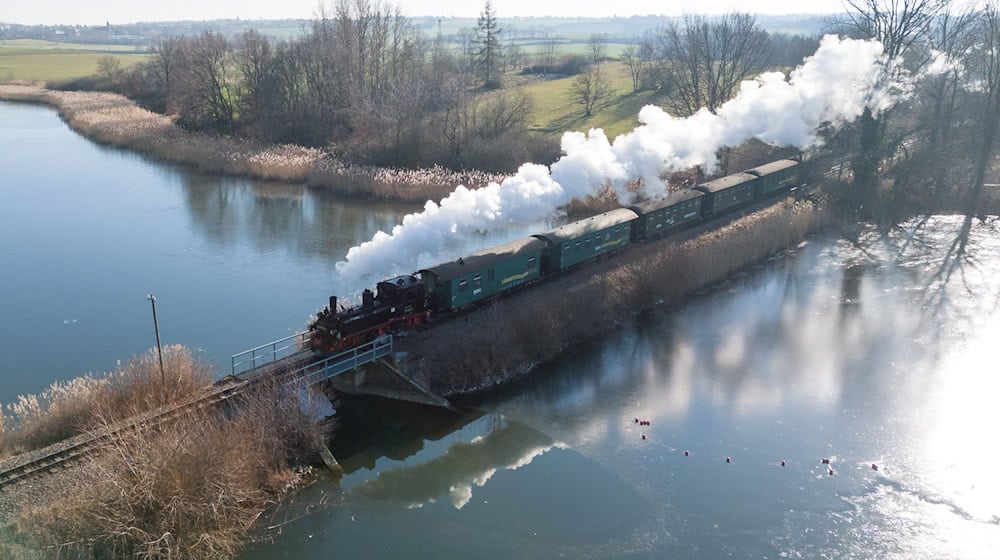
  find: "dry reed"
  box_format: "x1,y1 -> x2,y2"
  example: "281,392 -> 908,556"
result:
6,379 -> 326,560
0,84 -> 504,203
1,345 -> 212,457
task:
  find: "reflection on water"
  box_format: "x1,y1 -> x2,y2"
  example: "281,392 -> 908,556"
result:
354,419 -> 560,510
0,101 -> 417,398
246,217 -> 1000,559
4,101 -> 998,558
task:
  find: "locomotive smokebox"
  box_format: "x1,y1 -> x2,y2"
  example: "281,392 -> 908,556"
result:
329,296 -> 337,312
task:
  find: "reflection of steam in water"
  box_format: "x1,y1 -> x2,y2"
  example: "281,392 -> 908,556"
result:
353,420 -> 559,509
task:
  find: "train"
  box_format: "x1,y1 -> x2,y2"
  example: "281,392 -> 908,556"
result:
310,158 -> 803,352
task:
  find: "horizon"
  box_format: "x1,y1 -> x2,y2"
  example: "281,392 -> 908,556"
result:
2,0 -> 845,27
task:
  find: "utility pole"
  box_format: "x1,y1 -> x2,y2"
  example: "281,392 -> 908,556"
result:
147,294 -> 165,383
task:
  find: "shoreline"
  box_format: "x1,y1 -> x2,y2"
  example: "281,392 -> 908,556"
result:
0,84 -> 505,203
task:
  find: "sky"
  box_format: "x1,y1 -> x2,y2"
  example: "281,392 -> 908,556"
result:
4,0 -> 847,26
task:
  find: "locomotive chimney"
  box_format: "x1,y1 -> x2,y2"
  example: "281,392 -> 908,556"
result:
329,296 -> 337,312
363,288 -> 374,306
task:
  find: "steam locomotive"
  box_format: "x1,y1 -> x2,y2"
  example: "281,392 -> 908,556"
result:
310,159 -> 802,352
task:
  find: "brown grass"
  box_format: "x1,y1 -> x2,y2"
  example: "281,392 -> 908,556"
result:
6,380 -> 326,560
0,84 -> 503,203
406,198 -> 832,395
1,346 -> 212,456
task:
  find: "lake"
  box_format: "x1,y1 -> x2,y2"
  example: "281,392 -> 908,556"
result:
3,100 -> 998,558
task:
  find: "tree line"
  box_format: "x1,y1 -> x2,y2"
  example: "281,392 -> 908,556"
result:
102,0 -> 547,172
86,0 -> 1000,217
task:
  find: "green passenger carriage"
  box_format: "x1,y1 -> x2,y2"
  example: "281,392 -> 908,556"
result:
694,172 -> 757,217
420,236 -> 546,312
745,159 -> 799,198
533,208 -> 638,272
627,190 -> 705,241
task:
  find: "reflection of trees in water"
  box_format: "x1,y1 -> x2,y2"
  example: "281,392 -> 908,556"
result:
179,171 -> 414,261
495,227 -> 1000,444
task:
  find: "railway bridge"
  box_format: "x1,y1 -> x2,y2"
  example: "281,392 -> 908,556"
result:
0,333 -> 448,489
229,331 -> 451,408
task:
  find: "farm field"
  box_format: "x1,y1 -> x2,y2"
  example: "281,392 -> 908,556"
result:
0,40 -> 148,82
519,61 -> 667,140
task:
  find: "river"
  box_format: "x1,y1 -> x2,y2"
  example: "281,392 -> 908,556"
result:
3,101 -> 999,558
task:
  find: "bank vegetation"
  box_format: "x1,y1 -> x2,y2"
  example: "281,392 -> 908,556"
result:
0,347 -> 327,560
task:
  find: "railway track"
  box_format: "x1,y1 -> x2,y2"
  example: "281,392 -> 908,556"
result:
0,350 -> 318,490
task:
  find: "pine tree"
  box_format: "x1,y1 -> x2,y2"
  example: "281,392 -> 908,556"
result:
476,1 -> 503,88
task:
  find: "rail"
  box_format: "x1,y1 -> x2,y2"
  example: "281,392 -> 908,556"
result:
231,331 -> 311,374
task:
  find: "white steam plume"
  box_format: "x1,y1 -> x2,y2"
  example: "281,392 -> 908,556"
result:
335,35 -> 895,288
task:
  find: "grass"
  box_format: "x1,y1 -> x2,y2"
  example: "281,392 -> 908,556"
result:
513,40 -> 633,58
0,42 -> 147,82
519,61 -> 667,140
0,39 -> 148,52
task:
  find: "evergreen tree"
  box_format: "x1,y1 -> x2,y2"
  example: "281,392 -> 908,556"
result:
476,1 -> 503,88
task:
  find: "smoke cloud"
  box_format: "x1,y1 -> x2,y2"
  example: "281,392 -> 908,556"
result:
335,35 -> 895,289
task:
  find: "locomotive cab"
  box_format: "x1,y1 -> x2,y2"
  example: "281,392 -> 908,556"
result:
310,274 -> 428,353
376,275 -> 425,306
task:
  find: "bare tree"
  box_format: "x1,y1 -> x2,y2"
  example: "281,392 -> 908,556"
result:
588,33 -> 608,63
571,64 -> 612,116
841,0 -> 949,207
649,12 -> 770,115
147,37 -> 182,113
234,30 -> 274,130
620,43 -> 649,93
963,3 -> 1000,227
918,9 -> 978,197
175,32 -> 237,131
538,32 -> 560,75
96,55 -> 123,85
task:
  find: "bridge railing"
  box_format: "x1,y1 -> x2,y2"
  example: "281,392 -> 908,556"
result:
231,331 -> 311,375
293,336 -> 393,386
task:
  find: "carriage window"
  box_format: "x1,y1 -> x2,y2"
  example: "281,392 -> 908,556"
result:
458,279 -> 468,292
528,256 -> 537,266
605,233 -> 611,241
575,241 -> 581,248
473,274 -> 481,288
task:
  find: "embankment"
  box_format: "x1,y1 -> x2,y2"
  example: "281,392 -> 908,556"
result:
397,198 -> 832,397
0,84 -> 503,202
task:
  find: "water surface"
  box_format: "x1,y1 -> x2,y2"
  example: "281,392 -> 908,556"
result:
3,100 -> 999,558
246,218 -> 1000,559
0,101 -> 416,398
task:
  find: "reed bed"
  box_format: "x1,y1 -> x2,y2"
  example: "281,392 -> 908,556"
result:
406,199 -> 832,396
0,347 -> 327,560
0,346 -> 212,457
4,381 -> 326,560
0,84 -> 503,202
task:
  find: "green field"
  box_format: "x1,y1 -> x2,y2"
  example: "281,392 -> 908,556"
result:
0,40 -> 148,82
513,40 -> 633,58
519,61 -> 667,140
